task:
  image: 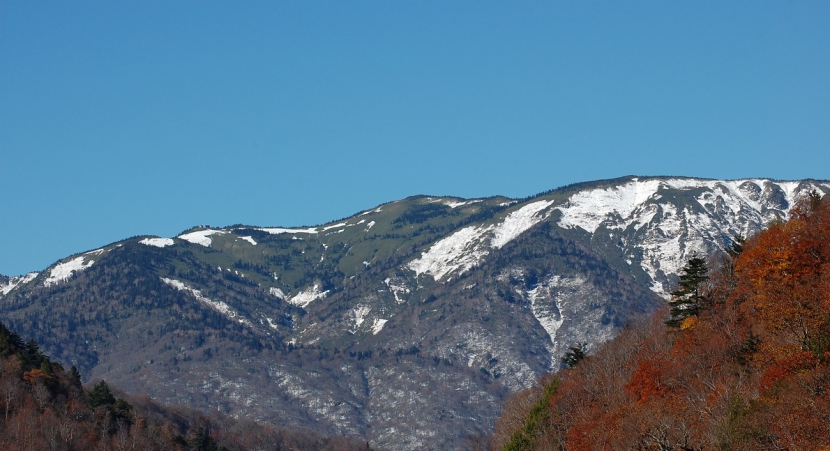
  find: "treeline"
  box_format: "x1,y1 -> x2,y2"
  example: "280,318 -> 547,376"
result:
486,191 -> 830,450
0,323 -> 372,451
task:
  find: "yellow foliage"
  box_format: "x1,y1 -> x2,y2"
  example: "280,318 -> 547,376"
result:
680,316 -> 699,331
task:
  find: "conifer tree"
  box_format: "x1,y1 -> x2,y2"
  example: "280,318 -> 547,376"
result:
87,380 -> 116,409
70,365 -> 82,386
666,257 -> 709,328
727,235 -> 745,260
190,428 -> 228,451
562,343 -> 587,368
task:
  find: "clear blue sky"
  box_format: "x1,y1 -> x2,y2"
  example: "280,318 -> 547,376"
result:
2,2 -> 829,276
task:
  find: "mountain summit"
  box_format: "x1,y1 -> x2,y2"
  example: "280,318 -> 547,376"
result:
2,176 -> 828,449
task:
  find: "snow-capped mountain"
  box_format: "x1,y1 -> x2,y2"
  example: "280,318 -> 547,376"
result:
557,178 -> 810,295
1,176 -> 827,449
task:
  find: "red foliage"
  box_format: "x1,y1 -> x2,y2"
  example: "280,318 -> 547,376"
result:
760,351 -> 820,393
626,359 -> 667,402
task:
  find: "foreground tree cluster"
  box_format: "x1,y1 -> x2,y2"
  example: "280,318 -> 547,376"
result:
490,192 -> 830,450
0,323 -> 371,451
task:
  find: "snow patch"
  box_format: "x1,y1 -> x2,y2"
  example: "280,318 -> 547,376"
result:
407,224 -> 494,281
491,200 -> 554,248
557,179 -> 664,233
140,237 -> 175,248
44,256 -> 94,287
526,277 -> 572,345
269,287 -> 286,300
349,304 -> 372,332
359,207 -> 383,216
360,206 -> 384,216
288,284 -> 329,308
239,236 -> 257,245
265,317 -> 279,330
365,221 -> 375,232
161,278 -> 252,327
1,272 -> 38,296
384,278 -> 410,304
444,199 -> 482,209
371,318 -> 388,335
321,222 -> 348,231
178,229 -> 227,247
257,227 -> 318,235
408,200 -> 555,281
525,275 -> 603,369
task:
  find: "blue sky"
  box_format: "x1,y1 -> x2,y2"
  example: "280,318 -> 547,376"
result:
2,2 -> 829,276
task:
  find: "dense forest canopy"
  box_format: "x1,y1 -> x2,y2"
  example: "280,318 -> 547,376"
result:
489,191 -> 830,450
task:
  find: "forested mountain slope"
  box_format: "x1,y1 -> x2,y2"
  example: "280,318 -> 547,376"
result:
491,191 -> 830,450
0,321 -> 371,451
1,176 -> 828,449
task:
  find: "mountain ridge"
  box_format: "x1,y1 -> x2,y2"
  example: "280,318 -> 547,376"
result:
1,176 -> 829,449
4,174 -> 824,280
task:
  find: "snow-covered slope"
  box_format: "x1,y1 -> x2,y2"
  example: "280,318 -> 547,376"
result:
0,272 -> 39,297
555,178 -> 828,296
408,200 -> 554,281
407,177 -> 828,298
178,229 -> 227,246
140,237 -> 175,247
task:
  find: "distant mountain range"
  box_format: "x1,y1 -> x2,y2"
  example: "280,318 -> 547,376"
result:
2,176 -> 828,449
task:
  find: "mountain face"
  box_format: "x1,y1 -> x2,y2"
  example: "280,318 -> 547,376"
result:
1,176 -> 828,449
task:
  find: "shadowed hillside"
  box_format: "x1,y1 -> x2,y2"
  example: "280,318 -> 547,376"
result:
0,322 -> 372,451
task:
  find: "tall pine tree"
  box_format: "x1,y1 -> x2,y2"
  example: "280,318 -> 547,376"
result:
666,257 -> 709,328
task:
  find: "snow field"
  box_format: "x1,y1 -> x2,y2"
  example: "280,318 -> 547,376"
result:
407,225 -> 493,281
257,227 -> 319,235
1,272 -> 38,296
177,229 -> 227,247
44,256 -> 95,287
555,178 -> 830,297
288,284 -> 329,308
490,200 -> 554,248
139,237 -> 175,248
408,199 -> 556,281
